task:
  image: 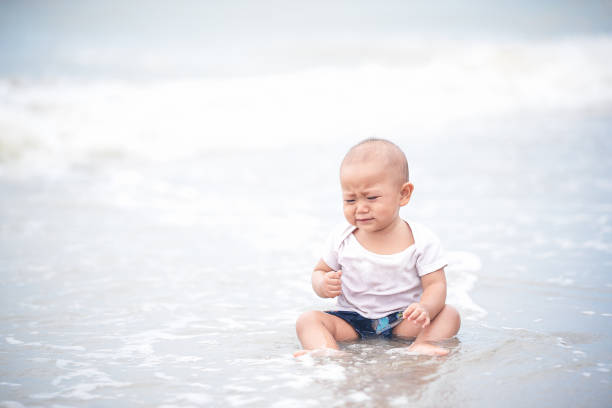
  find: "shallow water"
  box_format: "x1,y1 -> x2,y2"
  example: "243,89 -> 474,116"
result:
1,126 -> 612,407
2,25 -> 612,407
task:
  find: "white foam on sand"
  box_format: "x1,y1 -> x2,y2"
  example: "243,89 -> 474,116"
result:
277,372 -> 313,389
312,363 -> 347,382
290,353 -> 348,389
390,396 -> 410,406
271,398 -> 319,408
346,391 -> 371,403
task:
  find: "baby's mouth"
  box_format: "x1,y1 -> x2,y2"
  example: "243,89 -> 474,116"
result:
356,218 -> 374,222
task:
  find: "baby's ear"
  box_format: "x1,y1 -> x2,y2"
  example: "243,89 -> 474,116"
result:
399,182 -> 414,206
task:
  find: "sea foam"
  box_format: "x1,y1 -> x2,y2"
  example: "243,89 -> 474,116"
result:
445,251 -> 487,320
1,37 -> 611,176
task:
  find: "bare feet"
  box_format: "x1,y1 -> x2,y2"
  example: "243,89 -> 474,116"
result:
293,348 -> 347,358
407,342 -> 449,356
293,350 -> 309,358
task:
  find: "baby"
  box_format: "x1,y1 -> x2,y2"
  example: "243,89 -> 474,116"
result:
295,138 -> 460,356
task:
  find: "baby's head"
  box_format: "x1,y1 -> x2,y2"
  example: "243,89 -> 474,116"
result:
339,138 -> 413,231
341,138 -> 409,185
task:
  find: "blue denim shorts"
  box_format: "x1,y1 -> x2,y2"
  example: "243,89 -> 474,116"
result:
325,310 -> 405,339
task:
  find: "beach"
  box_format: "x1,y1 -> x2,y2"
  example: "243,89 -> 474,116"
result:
1,2 -> 612,407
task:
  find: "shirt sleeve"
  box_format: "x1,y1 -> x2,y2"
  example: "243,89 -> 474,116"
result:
416,231 -> 448,276
320,223 -> 354,271
320,227 -> 341,271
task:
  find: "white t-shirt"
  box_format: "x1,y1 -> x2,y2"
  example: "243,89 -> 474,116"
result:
321,219 -> 447,319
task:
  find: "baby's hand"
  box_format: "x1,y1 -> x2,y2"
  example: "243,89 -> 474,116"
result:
320,270 -> 343,298
403,303 -> 430,328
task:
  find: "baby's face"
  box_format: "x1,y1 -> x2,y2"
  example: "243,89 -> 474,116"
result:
340,160 -> 408,234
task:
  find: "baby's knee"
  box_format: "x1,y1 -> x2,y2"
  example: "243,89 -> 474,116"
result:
440,304 -> 461,333
295,310 -> 320,332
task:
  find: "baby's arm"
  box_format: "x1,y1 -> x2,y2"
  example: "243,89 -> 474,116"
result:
311,259 -> 343,298
403,269 -> 447,327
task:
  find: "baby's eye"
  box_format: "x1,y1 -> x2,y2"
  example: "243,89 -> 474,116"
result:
344,199 -> 355,203
367,196 -> 380,200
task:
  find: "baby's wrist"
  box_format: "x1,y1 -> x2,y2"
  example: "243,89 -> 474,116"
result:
311,271 -> 324,295
419,302 -> 432,316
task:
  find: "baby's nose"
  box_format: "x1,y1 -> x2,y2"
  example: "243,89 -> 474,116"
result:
356,203 -> 369,213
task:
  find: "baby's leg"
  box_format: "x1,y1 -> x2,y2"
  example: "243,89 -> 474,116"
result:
392,305 -> 461,356
294,311 -> 359,356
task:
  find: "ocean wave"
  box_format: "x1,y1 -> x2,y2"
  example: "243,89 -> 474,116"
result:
445,251 -> 487,321
1,36 -> 611,173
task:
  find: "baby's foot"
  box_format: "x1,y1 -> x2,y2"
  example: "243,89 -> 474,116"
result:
293,348 -> 347,358
293,350 -> 309,358
407,342 -> 449,356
